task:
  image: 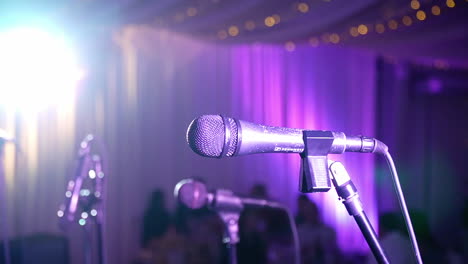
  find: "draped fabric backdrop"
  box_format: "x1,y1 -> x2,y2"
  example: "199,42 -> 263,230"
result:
1,26 -> 378,264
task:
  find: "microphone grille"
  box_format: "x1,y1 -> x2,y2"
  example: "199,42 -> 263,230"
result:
174,179 -> 208,209
186,115 -> 238,158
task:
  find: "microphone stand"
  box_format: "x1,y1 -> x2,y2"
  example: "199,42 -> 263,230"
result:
299,131 -> 389,264
211,189 -> 243,264
219,211 -> 239,264
58,135 -> 107,264
328,161 -> 389,264
93,154 -> 106,264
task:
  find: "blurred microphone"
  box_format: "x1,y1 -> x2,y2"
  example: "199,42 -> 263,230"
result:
174,179 -> 281,210
186,115 -> 386,158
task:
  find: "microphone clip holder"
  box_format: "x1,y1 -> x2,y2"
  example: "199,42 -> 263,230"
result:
299,130 -> 334,193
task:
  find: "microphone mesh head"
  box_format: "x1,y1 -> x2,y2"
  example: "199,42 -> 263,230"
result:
186,115 -> 238,158
174,179 -> 208,209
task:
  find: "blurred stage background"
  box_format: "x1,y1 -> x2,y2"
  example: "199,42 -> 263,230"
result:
0,0 -> 467,263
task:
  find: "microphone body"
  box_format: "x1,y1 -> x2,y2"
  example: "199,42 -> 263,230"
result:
187,115 -> 383,158
174,179 -> 281,210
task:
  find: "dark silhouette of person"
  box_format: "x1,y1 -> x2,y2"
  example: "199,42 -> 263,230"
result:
141,189 -> 171,249
295,195 -> 339,264
238,183 -> 295,264
238,184 -> 270,264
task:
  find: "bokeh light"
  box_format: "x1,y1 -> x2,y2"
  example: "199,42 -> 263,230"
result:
446,0 -> 455,8
228,26 -> 239,36
298,3 -> 309,13
357,24 -> 368,35
81,212 -> 89,219
411,0 -> 421,10
416,10 -> 426,21
88,169 -> 96,179
431,5 -> 441,15
265,16 -> 275,27
78,219 -> 86,226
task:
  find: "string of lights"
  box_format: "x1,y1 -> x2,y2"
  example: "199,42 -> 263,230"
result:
160,0 -> 464,44
223,1 -> 458,41
220,0 -> 464,69
153,0 -> 466,68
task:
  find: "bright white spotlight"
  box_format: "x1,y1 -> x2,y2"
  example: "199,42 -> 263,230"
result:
0,27 -> 82,112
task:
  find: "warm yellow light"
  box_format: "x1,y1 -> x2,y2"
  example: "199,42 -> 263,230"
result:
330,33 -> 340,44
265,16 -> 275,27
308,37 -> 319,47
272,14 -> 281,24
388,20 -> 398,30
402,16 -> 413,26
245,20 -> 256,31
357,24 -> 368,35
298,3 -> 309,13
349,27 -> 359,37
411,0 -> 420,10
431,5 -> 441,15
228,26 -> 239,36
285,41 -> 295,52
375,24 -> 385,33
446,0 -> 455,8
186,7 -> 198,17
217,30 -> 228,40
416,10 -> 426,21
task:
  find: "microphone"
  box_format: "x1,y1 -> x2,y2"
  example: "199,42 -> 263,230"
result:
186,115 -> 387,158
174,179 -> 281,210
174,178 -> 301,264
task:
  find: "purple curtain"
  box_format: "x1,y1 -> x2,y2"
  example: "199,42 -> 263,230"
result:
96,26 -> 379,263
